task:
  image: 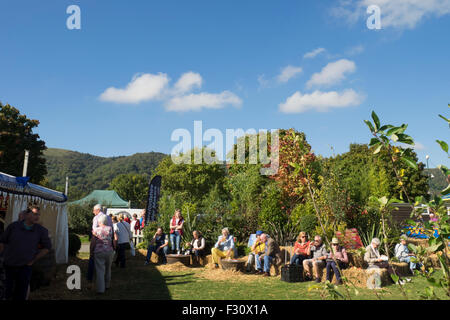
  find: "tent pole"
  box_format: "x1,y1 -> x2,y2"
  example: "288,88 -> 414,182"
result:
65,176 -> 69,196
22,150 -> 30,177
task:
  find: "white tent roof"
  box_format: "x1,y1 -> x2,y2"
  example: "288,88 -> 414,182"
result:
0,171 -> 69,264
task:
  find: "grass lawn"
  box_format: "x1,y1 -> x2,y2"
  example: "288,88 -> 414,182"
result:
29,252 -> 449,300
77,235 -> 90,244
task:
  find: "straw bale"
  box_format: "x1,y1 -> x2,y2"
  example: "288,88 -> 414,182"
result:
390,262 -> 411,277
195,268 -> 261,283
156,262 -> 191,272
340,267 -> 391,288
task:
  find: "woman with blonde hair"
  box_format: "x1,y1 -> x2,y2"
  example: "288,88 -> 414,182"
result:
169,209 -> 184,254
290,232 -> 311,268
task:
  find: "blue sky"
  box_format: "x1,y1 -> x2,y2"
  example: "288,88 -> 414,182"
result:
0,0 -> 449,168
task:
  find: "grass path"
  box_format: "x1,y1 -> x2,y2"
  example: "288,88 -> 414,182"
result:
29,252 -> 449,300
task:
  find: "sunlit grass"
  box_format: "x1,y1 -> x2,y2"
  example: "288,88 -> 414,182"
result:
30,252 -> 449,300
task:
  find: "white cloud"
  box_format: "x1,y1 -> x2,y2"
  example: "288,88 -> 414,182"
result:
279,89 -> 364,113
413,142 -> 425,150
304,48 -> 326,59
166,91 -> 242,112
99,73 -> 169,104
277,65 -> 303,83
173,72 -> 202,95
100,71 -> 242,111
332,0 -> 450,29
306,59 -> 356,88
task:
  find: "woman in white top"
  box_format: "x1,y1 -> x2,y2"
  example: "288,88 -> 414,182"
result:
113,215 -> 132,268
188,230 -> 206,264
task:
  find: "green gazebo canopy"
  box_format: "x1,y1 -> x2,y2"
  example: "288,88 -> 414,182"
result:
70,190 -> 129,208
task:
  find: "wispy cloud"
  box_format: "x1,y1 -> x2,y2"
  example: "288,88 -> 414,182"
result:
332,0 -> 450,29
257,74 -> 270,89
304,47 -> 326,59
279,89 -> 365,113
165,91 -> 242,112
307,59 -> 356,88
99,72 -> 241,112
277,65 -> 303,83
346,45 -> 365,56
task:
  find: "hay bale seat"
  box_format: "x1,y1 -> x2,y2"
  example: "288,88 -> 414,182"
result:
391,262 -> 411,277
139,249 -> 211,265
220,259 -> 246,271
339,267 -> 391,288
166,254 -> 191,266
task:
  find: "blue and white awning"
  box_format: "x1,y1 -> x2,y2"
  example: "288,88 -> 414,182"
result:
0,172 -> 67,203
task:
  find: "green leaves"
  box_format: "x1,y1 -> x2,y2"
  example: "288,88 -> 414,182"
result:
436,140 -> 449,153
391,274 -> 399,284
364,120 -> 375,133
400,156 -> 418,170
441,184 -> 450,196
371,111 -> 380,132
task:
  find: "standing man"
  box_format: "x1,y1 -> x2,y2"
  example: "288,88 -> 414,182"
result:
0,207 -> 51,300
92,204 -> 113,229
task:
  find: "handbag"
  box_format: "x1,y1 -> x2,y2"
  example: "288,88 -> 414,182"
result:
130,240 -> 136,256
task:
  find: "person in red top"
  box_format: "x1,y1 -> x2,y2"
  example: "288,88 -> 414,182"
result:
290,232 -> 311,268
169,209 -> 184,254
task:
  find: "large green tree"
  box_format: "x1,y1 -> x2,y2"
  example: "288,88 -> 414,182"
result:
154,150 -> 227,204
0,103 -> 47,183
109,173 -> 150,208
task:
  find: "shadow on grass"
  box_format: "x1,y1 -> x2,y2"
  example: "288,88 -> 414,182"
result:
30,251 -> 175,300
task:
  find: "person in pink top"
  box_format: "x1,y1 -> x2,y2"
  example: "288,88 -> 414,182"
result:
325,238 -> 348,285
92,214 -> 116,294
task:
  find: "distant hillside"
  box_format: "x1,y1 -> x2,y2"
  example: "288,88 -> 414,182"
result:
44,148 -> 167,200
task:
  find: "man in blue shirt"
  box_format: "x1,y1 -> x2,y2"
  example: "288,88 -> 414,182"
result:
0,207 -> 51,300
211,227 -> 235,268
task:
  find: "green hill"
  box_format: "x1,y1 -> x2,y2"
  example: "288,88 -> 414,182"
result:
44,148 -> 167,200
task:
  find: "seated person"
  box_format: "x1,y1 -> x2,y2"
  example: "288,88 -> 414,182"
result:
364,238 -> 394,278
290,232 -> 311,269
211,228 -> 235,268
303,235 -> 328,283
325,238 -> 349,285
144,227 -> 169,265
187,230 -> 206,264
395,235 -> 421,274
246,231 -> 265,273
256,233 -> 281,277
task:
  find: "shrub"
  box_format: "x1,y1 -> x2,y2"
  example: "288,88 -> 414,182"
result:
136,242 -> 147,250
290,201 -> 318,237
68,201 -> 96,235
68,233 -> 81,257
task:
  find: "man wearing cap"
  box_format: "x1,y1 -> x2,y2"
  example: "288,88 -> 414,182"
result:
246,231 -> 265,273
325,238 -> 348,285
395,235 -> 420,274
